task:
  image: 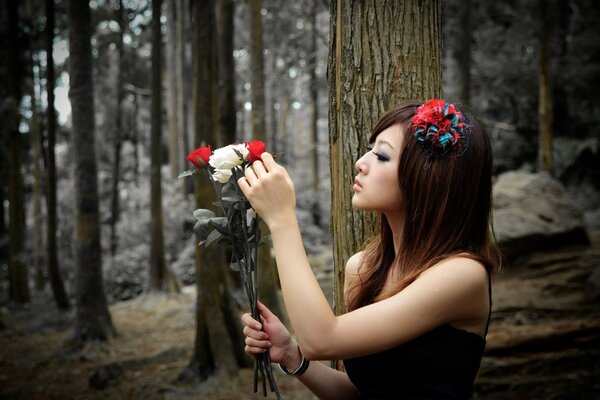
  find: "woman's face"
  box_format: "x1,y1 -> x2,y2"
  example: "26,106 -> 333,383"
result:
352,124 -> 403,215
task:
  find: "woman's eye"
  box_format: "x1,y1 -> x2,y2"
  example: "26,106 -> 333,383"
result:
373,151 -> 389,162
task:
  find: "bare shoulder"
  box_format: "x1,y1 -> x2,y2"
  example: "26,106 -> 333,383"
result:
417,256 -> 489,301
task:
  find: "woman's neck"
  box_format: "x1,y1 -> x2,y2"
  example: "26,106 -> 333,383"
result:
384,211 -> 403,255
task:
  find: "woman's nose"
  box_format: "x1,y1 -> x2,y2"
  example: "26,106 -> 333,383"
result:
355,154 -> 367,173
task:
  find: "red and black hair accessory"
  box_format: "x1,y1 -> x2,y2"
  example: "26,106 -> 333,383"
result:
410,99 -> 468,156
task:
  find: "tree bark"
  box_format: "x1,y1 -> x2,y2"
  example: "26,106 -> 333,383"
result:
166,0 -> 181,180
109,0 -> 126,257
176,0 -> 193,195
181,0 -> 238,381
45,0 -> 70,310
216,0 -> 251,368
68,0 -> 114,340
7,0 -> 30,304
537,0 -> 553,174
149,0 -> 180,293
216,0 -> 236,145
248,0 -> 286,322
455,0 -> 471,104
309,0 -> 321,227
327,0 -> 443,318
31,56 -> 45,291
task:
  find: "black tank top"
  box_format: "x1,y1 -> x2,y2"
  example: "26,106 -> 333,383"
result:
344,274 -> 492,400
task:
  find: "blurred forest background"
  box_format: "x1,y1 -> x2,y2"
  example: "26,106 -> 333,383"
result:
1,0 -> 599,399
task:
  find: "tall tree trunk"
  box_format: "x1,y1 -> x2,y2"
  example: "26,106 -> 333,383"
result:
216,0 -> 251,368
45,0 -> 70,310
455,0 -> 471,104
537,0 -> 553,174
109,0 -> 126,256
149,0 -> 180,293
249,0 -> 286,322
216,0 -> 236,145
7,0 -> 30,304
31,57 -> 45,291
309,0 -> 321,227
176,0 -> 193,195
327,0 -> 443,319
68,0 -> 114,341
180,0 -> 237,382
166,0 -> 181,180
553,0 -> 570,136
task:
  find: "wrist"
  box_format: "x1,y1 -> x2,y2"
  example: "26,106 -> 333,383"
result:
278,344 -> 310,377
280,342 -> 302,371
267,213 -> 298,234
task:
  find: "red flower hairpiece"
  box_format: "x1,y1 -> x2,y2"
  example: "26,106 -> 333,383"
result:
411,99 -> 466,154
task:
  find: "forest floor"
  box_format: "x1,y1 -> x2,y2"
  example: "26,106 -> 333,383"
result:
1,232 -> 599,400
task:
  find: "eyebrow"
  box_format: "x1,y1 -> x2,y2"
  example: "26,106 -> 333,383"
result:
375,139 -> 394,150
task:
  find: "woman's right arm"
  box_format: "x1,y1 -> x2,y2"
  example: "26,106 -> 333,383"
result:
242,302 -> 357,400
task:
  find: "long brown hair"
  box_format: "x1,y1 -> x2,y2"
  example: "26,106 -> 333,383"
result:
347,101 -> 502,311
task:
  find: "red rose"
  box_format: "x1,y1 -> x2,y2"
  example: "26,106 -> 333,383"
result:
186,145 -> 212,168
244,140 -> 266,163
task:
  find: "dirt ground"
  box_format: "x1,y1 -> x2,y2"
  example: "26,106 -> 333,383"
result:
1,232 -> 599,399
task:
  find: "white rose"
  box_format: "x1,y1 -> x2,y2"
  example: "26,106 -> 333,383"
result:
209,144 -> 249,170
212,168 -> 233,183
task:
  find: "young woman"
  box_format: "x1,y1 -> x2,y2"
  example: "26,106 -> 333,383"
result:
238,99 -> 502,399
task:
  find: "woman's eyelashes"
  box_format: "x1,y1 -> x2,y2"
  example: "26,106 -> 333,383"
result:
372,150 -> 390,162
363,143 -> 389,161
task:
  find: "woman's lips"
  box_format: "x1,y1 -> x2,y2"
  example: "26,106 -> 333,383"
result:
353,178 -> 363,192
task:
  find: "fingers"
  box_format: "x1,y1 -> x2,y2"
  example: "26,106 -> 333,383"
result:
260,152 -> 277,169
257,301 -> 277,321
241,312 -> 271,355
241,312 -> 262,331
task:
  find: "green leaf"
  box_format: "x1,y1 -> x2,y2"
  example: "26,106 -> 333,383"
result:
178,169 -> 197,179
210,217 -> 230,236
193,209 -> 216,221
205,229 -> 223,247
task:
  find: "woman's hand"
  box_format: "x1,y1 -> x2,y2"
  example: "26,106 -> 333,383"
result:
238,152 -> 296,230
242,301 -> 301,369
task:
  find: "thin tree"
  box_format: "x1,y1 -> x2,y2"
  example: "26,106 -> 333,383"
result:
109,0 -> 127,256
7,0 -> 30,304
216,0 -> 252,368
455,0 -> 472,104
148,0 -> 180,292
31,54 -> 45,291
537,0 -> 553,174
45,0 -> 69,309
309,0 -> 321,227
176,0 -> 193,195
180,0 -> 237,382
68,0 -> 114,341
248,0 -> 287,322
166,0 -> 181,180
327,0 -> 443,320
216,0 -> 236,145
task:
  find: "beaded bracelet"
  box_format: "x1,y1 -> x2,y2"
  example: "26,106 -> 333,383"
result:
278,347 -> 310,376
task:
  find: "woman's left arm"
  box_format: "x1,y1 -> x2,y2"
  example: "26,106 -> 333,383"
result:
239,153 -> 489,361
238,153 -> 337,359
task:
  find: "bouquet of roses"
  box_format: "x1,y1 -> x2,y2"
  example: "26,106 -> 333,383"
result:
180,140 -> 281,399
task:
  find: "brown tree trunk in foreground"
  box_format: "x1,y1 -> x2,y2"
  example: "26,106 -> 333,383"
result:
68,0 -> 114,341
327,0 -> 443,317
180,0 -> 238,382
